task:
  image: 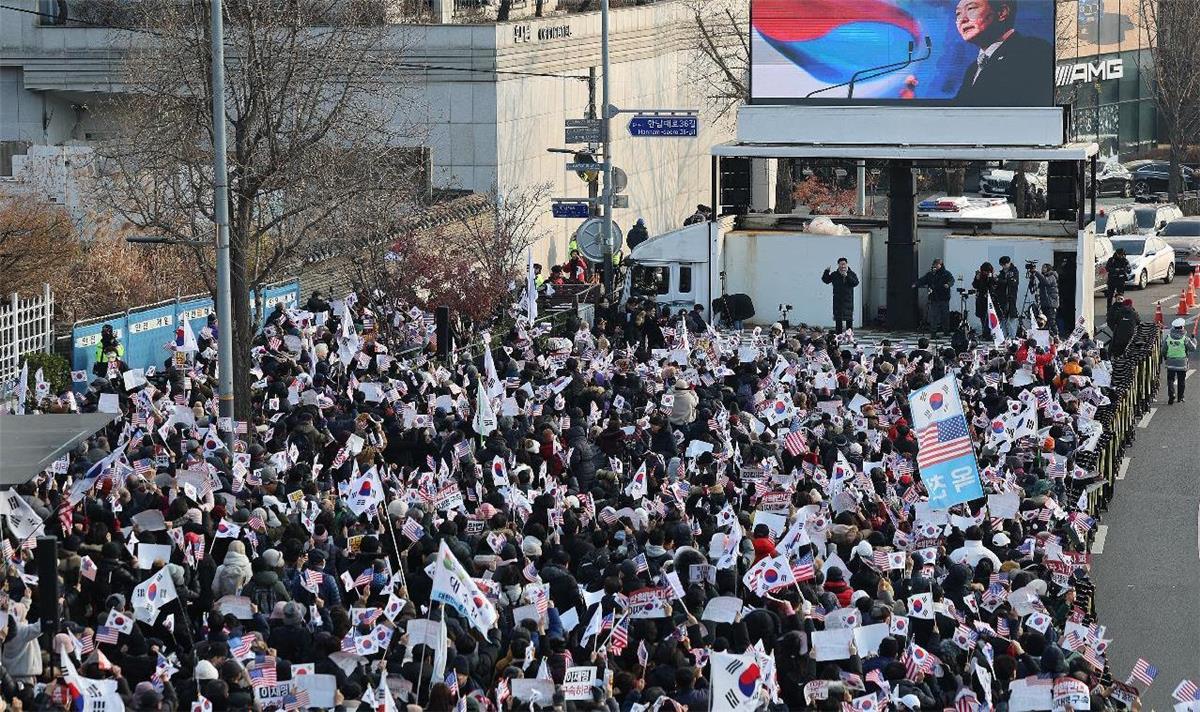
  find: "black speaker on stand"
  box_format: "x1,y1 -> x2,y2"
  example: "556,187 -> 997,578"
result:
435,306 -> 451,358
35,536 -> 59,649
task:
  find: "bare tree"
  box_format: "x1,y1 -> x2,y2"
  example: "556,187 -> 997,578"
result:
1138,0 -> 1200,200
97,0 -> 424,418
454,183 -> 553,280
681,0 -> 795,212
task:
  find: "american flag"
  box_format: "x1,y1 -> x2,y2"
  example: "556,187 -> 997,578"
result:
79,629 -> 95,654
791,553 -> 815,582
532,586 -> 550,616
453,440 -> 471,461
523,561 -> 539,582
1173,680 -> 1200,703
304,569 -> 324,592
445,670 -> 459,697
783,428 -> 807,457
95,626 -> 120,645
916,415 -> 973,467
599,508 -> 618,526
632,553 -> 649,574
57,499 -> 73,534
865,668 -> 887,691
496,677 -> 511,706
284,687 -> 310,711
248,664 -> 277,688
228,635 -> 254,659
893,457 -> 914,478
1048,459 -> 1067,478
996,617 -> 1010,638
133,458 -> 155,477
601,612 -> 614,631
354,569 -> 374,590
871,549 -> 889,571
248,515 -> 265,532
401,518 -> 425,542
877,383 -> 894,402
1129,658 -> 1159,686
1081,644 -> 1105,671
609,616 -> 629,654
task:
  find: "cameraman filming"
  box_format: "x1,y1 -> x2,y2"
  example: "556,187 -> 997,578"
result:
1027,262 -> 1060,336
1105,247 -> 1131,307
996,256 -> 1020,335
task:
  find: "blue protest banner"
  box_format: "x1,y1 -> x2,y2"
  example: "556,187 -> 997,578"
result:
908,376 -> 984,510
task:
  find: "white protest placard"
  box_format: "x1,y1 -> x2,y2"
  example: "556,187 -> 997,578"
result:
689,564 -> 716,585
294,674 -> 337,709
811,628 -> 854,661
406,619 -> 443,649
97,393 -> 121,414
627,588 -> 671,619
253,681 -> 293,710
131,509 -> 167,532
559,607 -> 579,633
513,604 -> 544,626
988,492 -> 1021,520
135,543 -> 173,569
701,596 -> 743,623
852,623 -> 891,656
511,678 -> 556,706
751,511 -> 788,538
216,595 -> 255,620
562,667 -> 597,701
1008,676 -> 1055,712
1052,676 -> 1091,711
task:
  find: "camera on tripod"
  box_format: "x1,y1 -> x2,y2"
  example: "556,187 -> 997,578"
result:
957,288 -> 976,296
1024,259 -> 1039,271
778,304 -> 794,330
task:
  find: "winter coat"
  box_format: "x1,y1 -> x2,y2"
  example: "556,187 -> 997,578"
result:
668,385 -> 699,427
241,570 -> 292,613
1030,269 -> 1060,310
821,268 -> 860,320
916,267 -> 955,302
996,264 -> 1020,312
567,427 -> 599,491
211,542 -> 253,598
2,620 -> 42,680
972,271 -> 998,319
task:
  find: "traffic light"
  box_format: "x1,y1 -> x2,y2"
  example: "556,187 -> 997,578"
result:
574,152 -> 599,184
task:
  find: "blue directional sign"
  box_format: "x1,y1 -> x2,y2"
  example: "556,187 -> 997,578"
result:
552,201 -> 590,219
627,115 -> 698,138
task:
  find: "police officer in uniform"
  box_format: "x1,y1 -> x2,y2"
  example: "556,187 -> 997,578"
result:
1163,317 -> 1196,405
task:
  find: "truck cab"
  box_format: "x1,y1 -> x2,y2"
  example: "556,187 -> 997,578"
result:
622,222 -> 713,314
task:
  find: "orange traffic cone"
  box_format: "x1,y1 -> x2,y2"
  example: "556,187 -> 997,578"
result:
1192,270 -> 1199,290
1156,301 -> 1164,325
1189,285 -> 1196,309
1178,291 -> 1189,316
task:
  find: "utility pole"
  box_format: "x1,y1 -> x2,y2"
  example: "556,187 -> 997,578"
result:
599,0 -> 614,296
856,160 -> 867,215
587,66 -> 599,214
210,0 -> 236,450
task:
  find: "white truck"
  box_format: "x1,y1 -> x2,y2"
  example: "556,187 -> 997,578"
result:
622,209 -> 1094,332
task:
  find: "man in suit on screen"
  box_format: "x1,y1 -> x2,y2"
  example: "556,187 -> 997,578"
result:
954,0 -> 1053,105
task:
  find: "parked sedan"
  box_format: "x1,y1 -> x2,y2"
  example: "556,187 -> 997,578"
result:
1133,203 -> 1183,235
1086,162 -> 1133,197
1131,162 -> 1198,196
1110,236 -> 1176,288
1159,217 -> 1200,271
1094,233 -> 1114,294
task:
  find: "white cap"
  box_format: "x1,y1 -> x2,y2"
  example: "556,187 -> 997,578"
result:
899,695 -> 921,709
993,532 -> 1011,547
1174,318 -> 1186,328
853,541 -> 873,559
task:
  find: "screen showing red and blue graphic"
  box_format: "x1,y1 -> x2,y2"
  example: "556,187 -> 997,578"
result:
750,0 -> 1055,105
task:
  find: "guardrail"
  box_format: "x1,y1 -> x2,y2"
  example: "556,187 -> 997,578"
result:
0,285 -> 54,385
1075,321 -> 1160,522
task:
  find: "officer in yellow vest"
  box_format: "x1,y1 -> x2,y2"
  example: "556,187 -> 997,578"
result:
1163,317 -> 1195,404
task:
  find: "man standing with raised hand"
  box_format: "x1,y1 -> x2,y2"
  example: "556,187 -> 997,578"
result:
822,257 -> 859,334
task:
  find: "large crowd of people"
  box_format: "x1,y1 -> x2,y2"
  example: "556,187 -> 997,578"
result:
0,285 -> 1187,712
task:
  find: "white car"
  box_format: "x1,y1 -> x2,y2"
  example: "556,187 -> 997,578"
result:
1110,236 -> 1176,289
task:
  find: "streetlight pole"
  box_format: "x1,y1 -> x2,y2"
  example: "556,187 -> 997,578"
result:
599,0 -> 614,297
210,0 -> 236,450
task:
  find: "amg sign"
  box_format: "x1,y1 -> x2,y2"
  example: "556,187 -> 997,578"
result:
1055,58 -> 1124,87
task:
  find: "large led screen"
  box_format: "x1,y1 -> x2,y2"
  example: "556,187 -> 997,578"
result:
751,0 -> 1055,106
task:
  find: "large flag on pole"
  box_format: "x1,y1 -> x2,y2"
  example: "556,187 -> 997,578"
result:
986,293 -> 1005,346
710,650 -> 762,712
525,249 -> 538,325
472,377 -> 497,437
908,376 -> 983,510
431,541 -> 498,635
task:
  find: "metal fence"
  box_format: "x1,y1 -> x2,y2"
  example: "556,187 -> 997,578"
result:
0,285 -> 55,385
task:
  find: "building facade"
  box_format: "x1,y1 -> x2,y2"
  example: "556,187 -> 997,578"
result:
1055,0 -> 1158,160
0,0 -> 729,266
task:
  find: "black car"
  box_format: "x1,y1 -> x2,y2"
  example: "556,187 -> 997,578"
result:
1131,162 -> 1197,196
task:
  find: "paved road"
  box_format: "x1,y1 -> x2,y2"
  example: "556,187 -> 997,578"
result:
1088,271 -> 1200,709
